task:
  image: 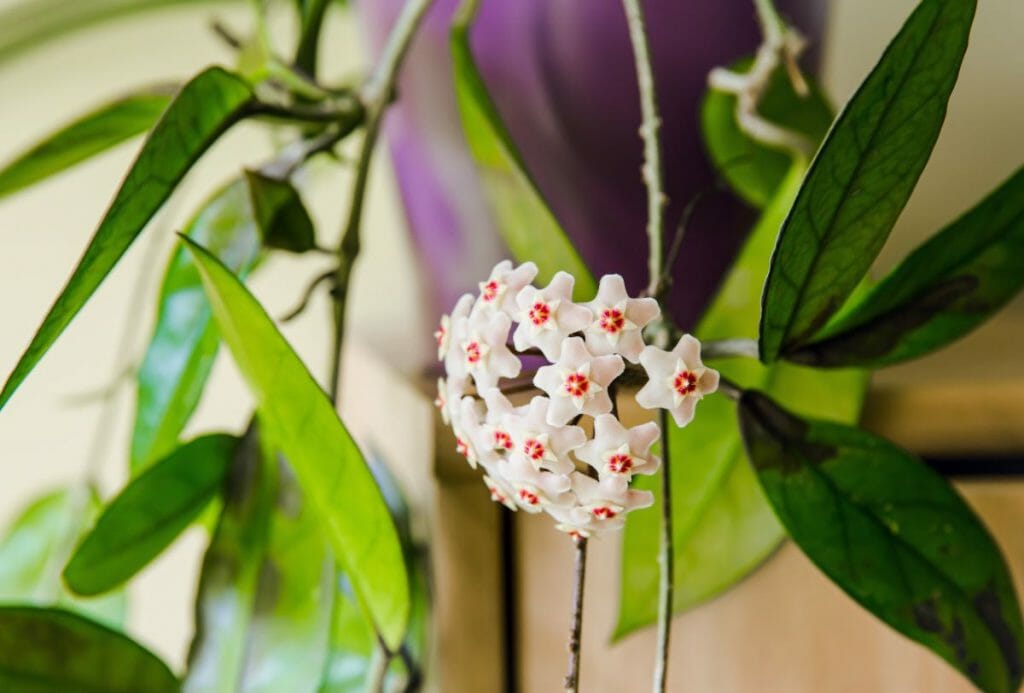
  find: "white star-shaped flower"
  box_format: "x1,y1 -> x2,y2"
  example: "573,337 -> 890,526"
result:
503,396 -> 586,476
475,260 -> 538,317
451,396 -> 485,469
564,473 -> 654,533
533,337 -> 624,426
512,272 -> 592,360
499,454 -> 574,514
482,473 -> 518,511
441,293 -> 478,378
575,414 -> 660,480
636,334 -> 720,427
454,311 -> 521,391
582,274 -> 660,362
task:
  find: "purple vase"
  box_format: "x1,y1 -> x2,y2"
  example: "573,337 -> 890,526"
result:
357,0 -> 826,360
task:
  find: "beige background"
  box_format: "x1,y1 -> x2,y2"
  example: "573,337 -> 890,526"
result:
0,0 -> 1022,687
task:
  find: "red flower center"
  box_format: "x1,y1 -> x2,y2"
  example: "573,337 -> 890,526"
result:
598,308 -> 626,334
493,430 -> 513,451
464,341 -> 483,364
564,372 -> 590,398
456,438 -> 471,458
487,485 -> 506,504
673,370 -> 698,396
523,438 -> 546,461
528,301 -> 552,326
607,453 -> 634,474
592,506 -> 618,519
518,489 -> 540,506
434,324 -> 446,346
481,280 -> 501,302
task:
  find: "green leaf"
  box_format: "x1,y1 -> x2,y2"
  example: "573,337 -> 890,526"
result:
181,236 -> 410,650
187,427 -> 335,693
0,488 -> 126,629
738,390 -> 1024,692
0,87 -> 172,199
701,58 -> 833,208
788,166 -> 1024,368
759,0 -> 977,362
239,469 -> 334,692
616,165 -> 867,638
0,606 -> 177,692
131,179 -> 261,472
185,427 -> 274,693
320,452 -> 429,693
450,1 -> 595,299
245,170 -> 317,254
64,434 -> 236,596
0,67 -> 254,411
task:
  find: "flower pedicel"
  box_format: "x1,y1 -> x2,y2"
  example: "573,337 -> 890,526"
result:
435,261 -> 720,541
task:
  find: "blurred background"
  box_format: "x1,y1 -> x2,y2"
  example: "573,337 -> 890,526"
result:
1,0 -> 1023,688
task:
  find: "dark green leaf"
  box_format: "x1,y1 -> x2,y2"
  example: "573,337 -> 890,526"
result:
64,434 -> 236,596
616,164 -> 868,637
131,179 -> 261,472
759,0 -> 977,362
0,488 -> 126,629
788,166 -> 1024,367
245,170 -> 317,253
701,58 -> 833,207
181,236 -> 410,650
0,87 -> 172,199
739,390 -> 1024,692
0,606 -> 177,692
450,1 -> 595,299
0,67 -> 254,411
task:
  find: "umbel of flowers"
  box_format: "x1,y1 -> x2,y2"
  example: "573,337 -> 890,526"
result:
435,261 -> 719,541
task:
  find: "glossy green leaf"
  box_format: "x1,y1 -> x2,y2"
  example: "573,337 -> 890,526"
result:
759,0 -> 977,362
245,170 -> 317,254
739,390 -> 1024,692
0,67 -> 254,411
64,434 -> 236,596
0,606 -> 177,692
0,87 -> 172,199
450,1 -> 595,299
186,427 -> 274,693
616,165 -> 867,638
181,236 -> 410,649
701,58 -> 833,208
789,166 -> 1024,368
0,488 -> 126,630
131,179 -> 261,472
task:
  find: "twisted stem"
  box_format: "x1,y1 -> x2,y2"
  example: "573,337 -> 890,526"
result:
621,0 -> 667,299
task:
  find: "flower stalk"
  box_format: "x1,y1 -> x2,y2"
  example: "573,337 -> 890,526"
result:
563,536 -> 589,693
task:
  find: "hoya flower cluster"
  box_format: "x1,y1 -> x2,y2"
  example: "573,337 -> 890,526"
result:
434,261 -> 719,541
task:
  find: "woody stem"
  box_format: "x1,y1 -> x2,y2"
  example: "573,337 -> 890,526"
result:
563,536 -> 589,692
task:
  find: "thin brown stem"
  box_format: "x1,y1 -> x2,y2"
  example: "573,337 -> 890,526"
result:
563,536 -> 589,692
653,408 -> 674,692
